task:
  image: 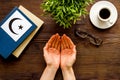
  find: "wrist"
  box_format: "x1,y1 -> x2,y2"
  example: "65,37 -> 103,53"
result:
40,65 -> 58,80
46,65 -> 59,71
62,67 -> 76,80
61,66 -> 73,72
61,65 -> 72,70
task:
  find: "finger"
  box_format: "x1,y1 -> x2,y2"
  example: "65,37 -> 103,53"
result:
63,34 -> 70,49
51,34 -> 57,48
72,46 -> 77,60
55,34 -> 60,49
47,34 -> 56,48
51,33 -> 59,48
43,45 -> 48,54
65,35 -> 75,49
56,38 -> 61,51
44,42 -> 49,50
61,35 -> 66,50
61,39 -> 63,51
65,35 -> 77,56
43,43 -> 49,56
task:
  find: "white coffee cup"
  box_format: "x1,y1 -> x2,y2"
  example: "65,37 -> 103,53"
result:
98,7 -> 113,24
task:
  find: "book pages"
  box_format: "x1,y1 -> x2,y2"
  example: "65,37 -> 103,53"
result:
12,5 -> 44,58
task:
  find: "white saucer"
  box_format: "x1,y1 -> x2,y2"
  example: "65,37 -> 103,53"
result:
89,1 -> 118,29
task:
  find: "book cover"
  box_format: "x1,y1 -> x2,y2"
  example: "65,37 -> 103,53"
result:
12,5 -> 44,58
0,7 -> 37,59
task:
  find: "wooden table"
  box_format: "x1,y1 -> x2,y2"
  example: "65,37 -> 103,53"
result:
0,0 -> 120,80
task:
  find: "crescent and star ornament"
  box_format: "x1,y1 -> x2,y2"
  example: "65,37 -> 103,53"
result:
9,18 -> 23,35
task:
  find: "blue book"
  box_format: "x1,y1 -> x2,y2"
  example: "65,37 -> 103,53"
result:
0,7 -> 37,59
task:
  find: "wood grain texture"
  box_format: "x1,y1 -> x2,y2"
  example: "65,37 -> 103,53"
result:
0,0 -> 120,80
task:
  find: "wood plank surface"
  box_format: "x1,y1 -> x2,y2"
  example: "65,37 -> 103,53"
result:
0,0 -> 120,80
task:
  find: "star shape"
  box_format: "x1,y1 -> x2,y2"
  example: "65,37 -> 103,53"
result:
19,25 -> 23,30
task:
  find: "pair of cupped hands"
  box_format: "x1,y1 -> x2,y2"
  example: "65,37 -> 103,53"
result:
43,33 -> 76,69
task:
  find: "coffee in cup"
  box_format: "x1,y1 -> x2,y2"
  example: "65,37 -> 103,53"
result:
98,7 -> 113,24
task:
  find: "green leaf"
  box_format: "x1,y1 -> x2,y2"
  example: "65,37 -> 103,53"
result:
41,0 -> 94,28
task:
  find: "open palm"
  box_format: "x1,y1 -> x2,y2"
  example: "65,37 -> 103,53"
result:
61,34 -> 76,69
43,34 -> 76,69
43,34 -> 61,68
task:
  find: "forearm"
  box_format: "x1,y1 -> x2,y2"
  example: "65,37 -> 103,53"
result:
40,66 -> 58,80
62,67 -> 76,80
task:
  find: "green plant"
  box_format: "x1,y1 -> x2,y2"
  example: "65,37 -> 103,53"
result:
41,0 -> 94,28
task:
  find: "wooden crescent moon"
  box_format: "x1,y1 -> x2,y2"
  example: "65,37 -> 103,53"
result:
9,18 -> 21,35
